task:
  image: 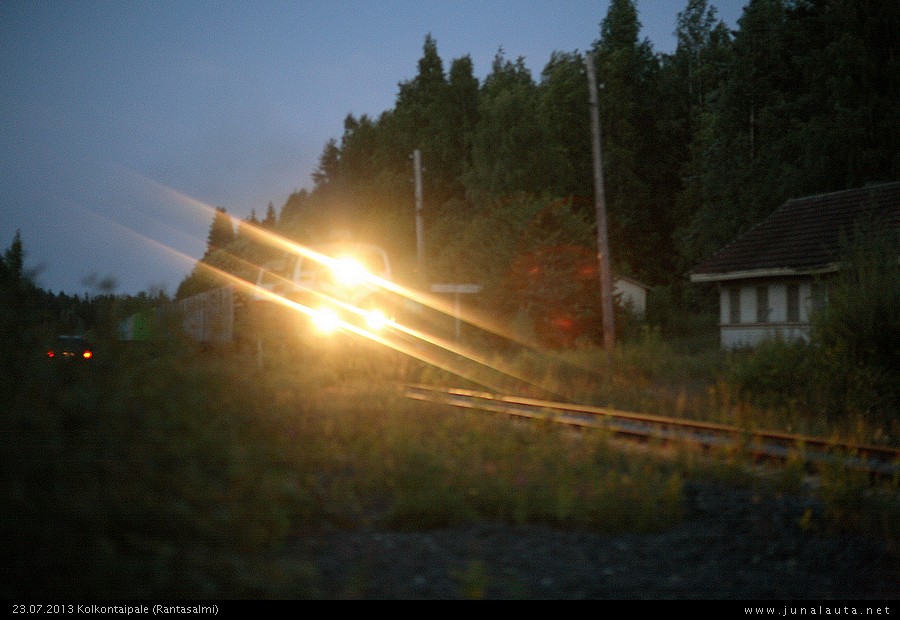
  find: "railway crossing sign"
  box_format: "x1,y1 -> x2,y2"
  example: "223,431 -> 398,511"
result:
430,283 -> 482,339
430,283 -> 483,295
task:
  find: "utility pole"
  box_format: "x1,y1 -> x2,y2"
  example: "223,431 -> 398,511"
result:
413,149 -> 426,282
585,52 -> 616,353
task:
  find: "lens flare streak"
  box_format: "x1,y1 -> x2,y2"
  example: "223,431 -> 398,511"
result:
110,176 -> 583,396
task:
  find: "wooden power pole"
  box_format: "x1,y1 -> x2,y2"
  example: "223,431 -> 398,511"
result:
413,149 -> 426,282
585,52 -> 616,352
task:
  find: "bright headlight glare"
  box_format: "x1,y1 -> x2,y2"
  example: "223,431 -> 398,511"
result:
312,307 -> 340,334
365,309 -> 388,331
332,257 -> 367,286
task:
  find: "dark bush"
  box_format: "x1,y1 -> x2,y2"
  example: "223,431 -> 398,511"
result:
726,217 -> 899,427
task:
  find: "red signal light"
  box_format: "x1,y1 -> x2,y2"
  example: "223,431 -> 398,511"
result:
553,317 -> 573,329
82,350 -> 93,359
47,351 -> 55,358
578,265 -> 597,278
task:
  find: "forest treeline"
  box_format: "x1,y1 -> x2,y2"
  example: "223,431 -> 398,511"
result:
174,0 -> 895,337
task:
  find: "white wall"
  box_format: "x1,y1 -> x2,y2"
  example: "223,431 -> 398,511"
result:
613,279 -> 647,317
718,279 -> 821,348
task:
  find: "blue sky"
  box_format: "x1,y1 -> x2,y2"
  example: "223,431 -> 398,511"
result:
1,1 -> 746,297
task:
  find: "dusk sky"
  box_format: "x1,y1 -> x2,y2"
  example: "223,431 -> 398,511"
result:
1,1 -> 746,297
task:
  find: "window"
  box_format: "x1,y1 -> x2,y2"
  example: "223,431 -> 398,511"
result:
756,285 -> 769,323
811,281 -> 827,314
786,283 -> 800,322
729,287 -> 741,324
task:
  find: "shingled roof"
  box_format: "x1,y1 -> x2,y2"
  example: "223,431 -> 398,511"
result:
690,182 -> 900,282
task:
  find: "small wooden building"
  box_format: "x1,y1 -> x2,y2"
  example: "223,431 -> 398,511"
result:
690,182 -> 899,349
613,275 -> 650,319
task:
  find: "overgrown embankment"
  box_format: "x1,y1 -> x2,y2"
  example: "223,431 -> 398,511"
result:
4,329 -> 898,599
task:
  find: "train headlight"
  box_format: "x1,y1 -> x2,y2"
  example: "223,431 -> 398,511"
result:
365,308 -> 388,331
332,256 -> 367,287
312,307 -> 340,334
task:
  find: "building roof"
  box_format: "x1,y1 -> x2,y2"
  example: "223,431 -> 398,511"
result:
691,182 -> 900,282
613,275 -> 650,291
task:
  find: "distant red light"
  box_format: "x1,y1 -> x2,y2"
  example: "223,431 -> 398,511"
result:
82,350 -> 93,359
47,351 -> 55,358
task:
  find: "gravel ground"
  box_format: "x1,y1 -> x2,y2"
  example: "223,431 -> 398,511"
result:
281,481 -> 900,600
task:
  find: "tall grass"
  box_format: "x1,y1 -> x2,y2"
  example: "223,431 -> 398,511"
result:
2,339 -> 318,599
1,336 -> 686,599
3,304 -> 897,599
726,220 -> 899,441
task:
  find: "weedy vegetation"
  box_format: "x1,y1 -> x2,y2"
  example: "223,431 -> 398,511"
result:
2,323 -> 897,599
2,226 -> 897,599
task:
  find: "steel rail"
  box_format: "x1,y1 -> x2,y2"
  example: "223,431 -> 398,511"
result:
403,383 -> 900,478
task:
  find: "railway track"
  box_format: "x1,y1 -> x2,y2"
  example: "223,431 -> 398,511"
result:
403,383 -> 900,479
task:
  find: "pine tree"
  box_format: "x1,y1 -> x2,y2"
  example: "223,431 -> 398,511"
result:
537,51 -> 592,202
1,230 -> 24,284
465,50 -> 548,202
590,0 -> 671,282
262,202 -> 277,228
668,0 -> 735,273
204,207 -> 236,258
442,55 -> 480,202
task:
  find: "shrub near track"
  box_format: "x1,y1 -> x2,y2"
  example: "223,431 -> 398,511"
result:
253,343 -> 687,533
5,327 -> 896,599
3,336 -> 691,598
2,339 -> 318,599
